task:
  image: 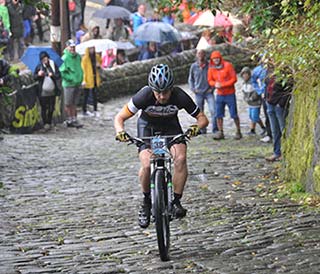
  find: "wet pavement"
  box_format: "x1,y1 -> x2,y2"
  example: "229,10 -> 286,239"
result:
1,84 -> 320,274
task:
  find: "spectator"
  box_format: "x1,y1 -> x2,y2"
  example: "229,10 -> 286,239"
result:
131,3 -> 146,47
265,67 -> 293,162
252,55 -> 272,143
139,42 -> 160,60
75,28 -> 86,45
179,0 -> 194,23
7,0 -> 24,61
0,16 -> 9,57
81,25 -> 101,43
188,49 -> 218,134
240,66 -> 266,135
69,0 -> 82,36
109,49 -> 128,67
208,50 -> 242,140
101,48 -> 116,68
81,46 -> 102,117
34,51 -> 61,131
212,31 -> 228,45
221,26 -> 233,43
22,3 -> 36,46
106,19 -> 130,41
162,8 -> 175,25
148,8 -> 161,22
33,6 -> 49,43
123,0 -> 138,13
80,0 -> 86,27
0,0 -> 10,31
104,0 -> 123,28
196,29 -> 215,50
59,39 -> 83,128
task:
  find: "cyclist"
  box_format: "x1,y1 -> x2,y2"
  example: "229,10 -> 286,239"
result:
114,63 -> 209,228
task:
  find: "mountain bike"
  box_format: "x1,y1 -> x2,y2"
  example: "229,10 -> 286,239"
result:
126,132 -> 191,261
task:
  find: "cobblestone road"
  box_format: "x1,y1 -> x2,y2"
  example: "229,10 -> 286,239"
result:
1,85 -> 320,274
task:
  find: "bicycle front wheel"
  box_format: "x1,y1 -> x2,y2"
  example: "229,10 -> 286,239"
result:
154,168 -> 170,261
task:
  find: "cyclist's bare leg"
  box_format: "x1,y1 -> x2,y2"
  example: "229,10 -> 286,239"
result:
170,143 -> 187,195
138,149 -> 152,193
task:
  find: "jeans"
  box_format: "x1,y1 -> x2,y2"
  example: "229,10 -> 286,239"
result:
195,91 -> 218,133
266,102 -> 286,157
262,98 -> 272,137
83,88 -> 97,112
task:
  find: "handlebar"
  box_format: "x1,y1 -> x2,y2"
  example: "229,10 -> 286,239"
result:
125,131 -> 192,149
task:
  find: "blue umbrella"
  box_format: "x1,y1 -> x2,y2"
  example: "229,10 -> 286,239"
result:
133,22 -> 182,44
20,46 -> 63,73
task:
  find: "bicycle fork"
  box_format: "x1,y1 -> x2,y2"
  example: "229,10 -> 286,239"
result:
150,158 -> 173,220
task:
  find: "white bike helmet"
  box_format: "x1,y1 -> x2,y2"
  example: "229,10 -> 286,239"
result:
148,64 -> 174,93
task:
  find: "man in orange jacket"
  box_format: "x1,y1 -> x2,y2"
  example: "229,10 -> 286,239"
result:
207,50 -> 242,140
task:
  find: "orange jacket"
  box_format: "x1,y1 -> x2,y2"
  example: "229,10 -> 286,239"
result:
207,51 -> 237,96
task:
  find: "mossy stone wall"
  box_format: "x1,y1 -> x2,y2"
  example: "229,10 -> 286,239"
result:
283,79 -> 320,193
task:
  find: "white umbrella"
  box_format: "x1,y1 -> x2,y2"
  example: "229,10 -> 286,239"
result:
193,10 -> 215,27
76,39 -> 117,55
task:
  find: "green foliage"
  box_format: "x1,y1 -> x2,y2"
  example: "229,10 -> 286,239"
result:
0,86 -> 13,105
22,0 -> 49,10
264,2 -> 320,75
241,0 -> 281,32
148,0 -> 222,15
0,65 -> 20,105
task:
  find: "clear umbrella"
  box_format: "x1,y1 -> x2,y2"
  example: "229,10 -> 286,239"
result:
133,22 -> 182,44
76,39 -> 117,55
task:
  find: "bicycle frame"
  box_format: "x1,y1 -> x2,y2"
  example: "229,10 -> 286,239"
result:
125,132 -> 190,261
150,136 -> 173,220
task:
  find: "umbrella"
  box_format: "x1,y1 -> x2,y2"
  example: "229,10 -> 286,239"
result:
20,46 -> 63,73
193,10 -> 215,27
133,22 -> 182,44
92,5 -> 131,20
76,39 -> 117,55
193,10 -> 233,28
115,41 -> 135,50
186,11 -> 204,25
214,11 -> 233,28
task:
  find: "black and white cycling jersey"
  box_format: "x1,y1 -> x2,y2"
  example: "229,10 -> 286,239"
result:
127,86 -> 200,125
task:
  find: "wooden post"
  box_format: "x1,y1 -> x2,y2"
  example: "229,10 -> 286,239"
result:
60,0 -> 71,52
50,0 -> 61,55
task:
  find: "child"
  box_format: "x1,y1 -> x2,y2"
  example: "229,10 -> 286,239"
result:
240,67 -> 266,135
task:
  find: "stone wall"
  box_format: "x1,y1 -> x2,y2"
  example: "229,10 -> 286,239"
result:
283,84 -> 320,194
98,43 -> 254,102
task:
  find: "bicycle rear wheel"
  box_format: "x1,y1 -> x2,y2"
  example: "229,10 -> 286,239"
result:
154,169 -> 170,261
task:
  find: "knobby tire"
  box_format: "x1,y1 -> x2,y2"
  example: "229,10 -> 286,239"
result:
154,169 -> 170,261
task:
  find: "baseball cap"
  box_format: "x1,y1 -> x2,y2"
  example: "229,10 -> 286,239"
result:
66,39 -> 76,47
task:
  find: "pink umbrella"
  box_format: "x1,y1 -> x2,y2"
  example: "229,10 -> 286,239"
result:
214,11 -> 233,28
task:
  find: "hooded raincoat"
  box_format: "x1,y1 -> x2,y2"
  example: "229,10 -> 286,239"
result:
59,48 -> 83,88
81,47 -> 102,89
207,51 -> 237,96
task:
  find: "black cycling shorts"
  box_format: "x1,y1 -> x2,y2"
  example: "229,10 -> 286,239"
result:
137,117 -> 185,152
